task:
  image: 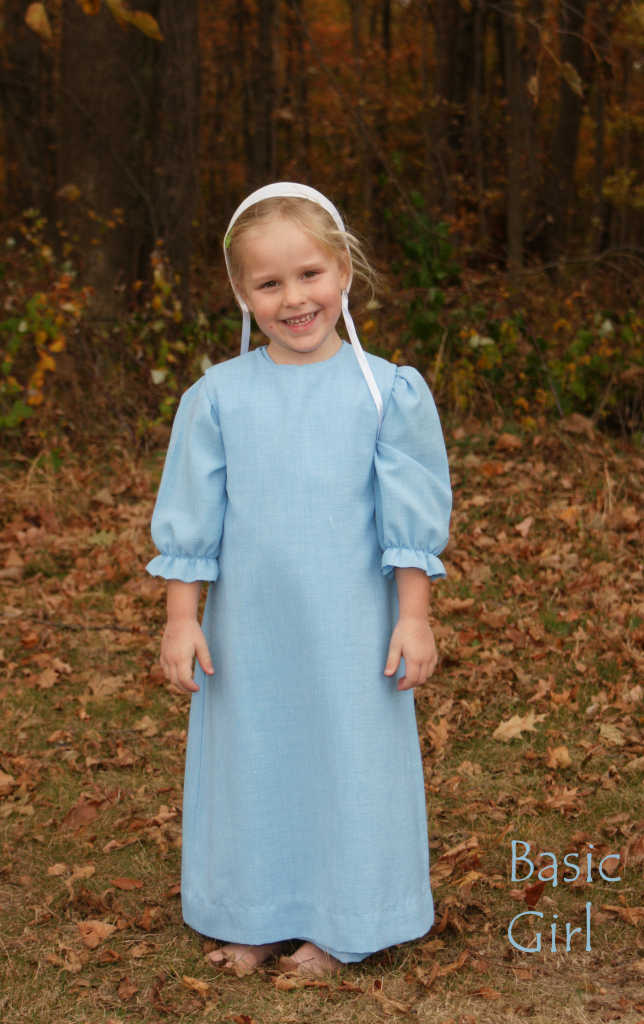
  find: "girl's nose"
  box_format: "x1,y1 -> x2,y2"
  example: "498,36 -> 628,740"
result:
283,281 -> 306,308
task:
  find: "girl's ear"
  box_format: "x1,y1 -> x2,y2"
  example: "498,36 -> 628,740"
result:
339,255 -> 351,292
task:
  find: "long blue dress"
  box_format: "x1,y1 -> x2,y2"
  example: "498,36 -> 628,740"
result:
147,341 -> 452,961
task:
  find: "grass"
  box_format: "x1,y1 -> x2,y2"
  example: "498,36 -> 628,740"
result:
0,423 -> 644,1023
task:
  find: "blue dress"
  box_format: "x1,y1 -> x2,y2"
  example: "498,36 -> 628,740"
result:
147,341 -> 451,961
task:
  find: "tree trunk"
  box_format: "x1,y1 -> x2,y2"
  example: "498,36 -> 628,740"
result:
0,0 -> 55,220
470,0 -> 487,240
150,0 -> 200,310
433,0 -> 474,212
57,0 -> 155,319
250,0 -> 276,187
501,0 -> 524,271
347,0 -> 372,218
592,73 -> 607,253
541,0 -> 587,261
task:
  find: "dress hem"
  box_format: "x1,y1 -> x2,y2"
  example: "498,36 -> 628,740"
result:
181,892 -> 434,959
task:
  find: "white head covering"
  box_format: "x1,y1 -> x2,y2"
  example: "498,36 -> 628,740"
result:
223,182 -> 384,432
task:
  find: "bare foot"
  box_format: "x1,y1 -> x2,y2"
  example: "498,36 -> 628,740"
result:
285,941 -> 341,976
208,941 -> 284,974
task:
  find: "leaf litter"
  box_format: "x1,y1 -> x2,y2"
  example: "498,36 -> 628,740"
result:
1,427 -> 644,1021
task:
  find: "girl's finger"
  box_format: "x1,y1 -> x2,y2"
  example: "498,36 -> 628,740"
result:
195,636 -> 215,676
177,658 -> 199,693
384,638 -> 402,676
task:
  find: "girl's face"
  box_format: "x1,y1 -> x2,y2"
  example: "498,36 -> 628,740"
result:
236,217 -> 350,365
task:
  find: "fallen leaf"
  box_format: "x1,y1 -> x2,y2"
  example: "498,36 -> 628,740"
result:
471,985 -> 501,999
471,956 -> 489,973
72,864 -> 96,880
432,835 -> 480,883
275,975 -> 299,990
546,745 -> 572,769
117,975 -> 139,1000
406,963 -> 440,989
47,863 -> 68,876
337,980 -> 364,992
427,717 -> 450,750
61,948 -> 83,974
148,972 -> 173,1014
137,905 -> 164,931
510,879 -> 547,908
35,667 -> 58,690
514,966 -> 532,980
562,412 -> 594,438
129,941 -> 162,957
88,675 -> 124,700
496,432 -> 523,451
528,676 -> 555,703
514,516 -> 534,538
77,920 -> 116,948
480,607 -> 511,629
619,906 -> 644,927
419,938 -> 446,955
182,975 -> 214,998
438,950 -> 470,975
0,772 -> 17,796
368,978 -> 413,1015
5,549 -> 24,569
99,948 -> 122,964
92,487 -> 114,506
47,728 -> 72,744
599,723 -> 625,747
557,506 -> 581,527
133,715 -> 158,738
62,797 -> 100,829
493,712 -> 546,742
111,877 -> 143,890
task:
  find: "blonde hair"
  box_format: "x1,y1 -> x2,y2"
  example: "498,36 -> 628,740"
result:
226,196 -> 379,303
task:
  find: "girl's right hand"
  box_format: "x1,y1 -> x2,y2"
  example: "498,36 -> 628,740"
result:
160,617 -> 214,693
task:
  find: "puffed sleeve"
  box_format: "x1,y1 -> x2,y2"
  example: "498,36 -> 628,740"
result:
374,366 -> 451,581
146,375 -> 226,582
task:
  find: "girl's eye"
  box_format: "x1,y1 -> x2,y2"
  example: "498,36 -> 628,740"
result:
303,271 -> 318,279
260,280 -> 279,289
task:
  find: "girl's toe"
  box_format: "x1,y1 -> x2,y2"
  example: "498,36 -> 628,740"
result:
207,948 -> 228,965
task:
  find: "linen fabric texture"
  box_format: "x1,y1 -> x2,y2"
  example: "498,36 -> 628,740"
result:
147,342 -> 452,960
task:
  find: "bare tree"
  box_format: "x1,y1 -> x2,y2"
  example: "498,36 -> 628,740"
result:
151,0 -> 201,310
501,0 -> 524,270
0,0 -> 55,220
541,0 -> 588,261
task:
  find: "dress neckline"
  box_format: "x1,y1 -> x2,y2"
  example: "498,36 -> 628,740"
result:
258,341 -> 348,368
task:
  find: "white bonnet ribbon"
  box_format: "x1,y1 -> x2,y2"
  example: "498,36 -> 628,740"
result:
223,181 -> 384,435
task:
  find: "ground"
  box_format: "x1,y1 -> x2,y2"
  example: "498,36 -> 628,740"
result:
0,418 -> 643,1023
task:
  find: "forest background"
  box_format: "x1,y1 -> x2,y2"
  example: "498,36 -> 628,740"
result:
0,0 -> 643,446
1,3 -> 644,1023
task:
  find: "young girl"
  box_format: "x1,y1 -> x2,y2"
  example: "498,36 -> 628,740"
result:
148,183 -> 452,976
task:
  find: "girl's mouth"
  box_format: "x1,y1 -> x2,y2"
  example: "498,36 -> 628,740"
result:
281,310 -> 319,329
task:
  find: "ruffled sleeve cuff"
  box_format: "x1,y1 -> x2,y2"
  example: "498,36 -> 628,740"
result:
146,553 -> 220,583
381,547 -> 446,582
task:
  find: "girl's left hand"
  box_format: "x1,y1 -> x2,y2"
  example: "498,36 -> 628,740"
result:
384,617 -> 437,690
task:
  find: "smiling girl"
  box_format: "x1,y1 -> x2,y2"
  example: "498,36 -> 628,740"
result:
148,184 -> 452,976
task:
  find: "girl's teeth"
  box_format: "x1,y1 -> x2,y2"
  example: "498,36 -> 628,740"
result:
285,313 -> 316,325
